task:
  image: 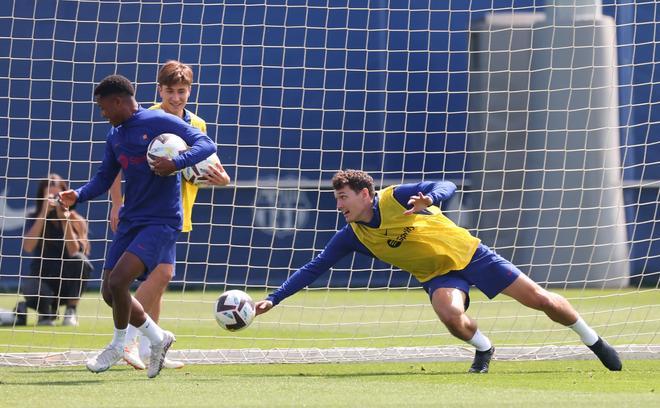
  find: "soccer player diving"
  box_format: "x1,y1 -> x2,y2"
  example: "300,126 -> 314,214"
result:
254,169 -> 622,373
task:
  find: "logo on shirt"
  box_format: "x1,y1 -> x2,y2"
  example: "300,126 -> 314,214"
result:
387,226 -> 415,248
118,153 -> 147,169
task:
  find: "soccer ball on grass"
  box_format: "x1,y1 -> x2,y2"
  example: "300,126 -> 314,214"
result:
214,290 -> 256,331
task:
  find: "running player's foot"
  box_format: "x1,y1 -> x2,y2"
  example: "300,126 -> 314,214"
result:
588,337 -> 622,371
147,331 -> 175,378
468,347 -> 494,373
123,340 -> 146,370
163,357 -> 184,369
86,345 -> 123,373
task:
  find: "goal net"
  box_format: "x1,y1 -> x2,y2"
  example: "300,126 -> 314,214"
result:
0,1 -> 658,366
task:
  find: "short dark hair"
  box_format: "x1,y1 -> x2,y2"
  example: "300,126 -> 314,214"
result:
94,75 -> 135,98
332,169 -> 375,198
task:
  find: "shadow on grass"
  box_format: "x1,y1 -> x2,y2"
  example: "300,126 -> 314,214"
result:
185,368 -> 575,380
5,379 -> 105,386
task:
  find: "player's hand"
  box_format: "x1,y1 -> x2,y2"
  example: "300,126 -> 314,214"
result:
152,157 -> 177,176
58,190 -> 78,208
110,204 -> 121,232
404,192 -> 433,215
54,199 -> 68,217
255,300 -> 274,316
206,162 -> 231,186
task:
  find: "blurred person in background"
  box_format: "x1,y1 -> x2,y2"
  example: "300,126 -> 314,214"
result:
18,173 -> 93,326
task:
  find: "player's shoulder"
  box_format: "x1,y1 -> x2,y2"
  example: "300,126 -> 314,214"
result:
333,224 -> 357,241
187,110 -> 207,128
140,106 -> 178,123
105,126 -> 120,139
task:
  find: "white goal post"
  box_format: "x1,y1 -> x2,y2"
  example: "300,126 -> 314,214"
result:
0,1 -> 658,366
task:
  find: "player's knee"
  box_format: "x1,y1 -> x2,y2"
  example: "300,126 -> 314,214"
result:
529,289 -> 558,312
153,267 -> 174,285
107,270 -> 131,294
437,308 -> 464,331
101,286 -> 113,306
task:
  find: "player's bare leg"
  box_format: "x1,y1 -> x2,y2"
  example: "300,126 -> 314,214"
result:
501,273 -> 578,325
123,265 -> 169,369
131,264 -> 183,369
431,288 -> 494,373
135,264 -> 172,321
106,253 -> 149,329
88,253 -> 175,377
502,274 -> 621,370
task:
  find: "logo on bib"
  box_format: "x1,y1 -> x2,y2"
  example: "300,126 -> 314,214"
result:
387,226 -> 415,248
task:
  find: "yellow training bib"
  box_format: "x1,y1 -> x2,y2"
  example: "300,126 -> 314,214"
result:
350,186 -> 480,282
150,103 -> 207,232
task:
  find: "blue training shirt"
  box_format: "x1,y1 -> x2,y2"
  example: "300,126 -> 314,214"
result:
75,107 -> 216,230
266,181 -> 457,305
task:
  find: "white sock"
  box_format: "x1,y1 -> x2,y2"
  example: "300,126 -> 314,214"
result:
139,334 -> 151,358
110,327 -> 127,350
568,317 -> 599,346
125,325 -> 139,345
467,329 -> 492,352
137,314 -> 165,345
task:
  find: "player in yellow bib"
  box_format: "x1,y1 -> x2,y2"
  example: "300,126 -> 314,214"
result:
255,170 -> 621,373
109,61 -> 230,370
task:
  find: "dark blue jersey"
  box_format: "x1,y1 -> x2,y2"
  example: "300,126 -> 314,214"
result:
267,181 -> 457,305
75,107 -> 216,230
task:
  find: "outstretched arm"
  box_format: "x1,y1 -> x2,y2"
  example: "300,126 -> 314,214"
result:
256,228 -> 354,315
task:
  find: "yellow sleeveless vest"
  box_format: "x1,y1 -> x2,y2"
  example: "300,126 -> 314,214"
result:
350,186 -> 480,282
150,103 -> 207,232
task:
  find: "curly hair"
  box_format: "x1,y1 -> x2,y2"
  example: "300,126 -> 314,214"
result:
93,74 -> 135,98
331,169 -> 375,198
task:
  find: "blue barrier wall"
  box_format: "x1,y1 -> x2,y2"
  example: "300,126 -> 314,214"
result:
0,0 -> 657,289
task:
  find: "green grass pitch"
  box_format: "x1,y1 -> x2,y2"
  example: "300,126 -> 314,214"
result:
1,361 -> 658,407
0,288 -> 658,406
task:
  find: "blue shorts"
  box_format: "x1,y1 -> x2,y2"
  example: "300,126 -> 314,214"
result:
103,224 -> 179,280
422,243 -> 521,310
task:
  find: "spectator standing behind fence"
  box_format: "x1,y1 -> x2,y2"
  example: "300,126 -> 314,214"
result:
18,173 -> 93,326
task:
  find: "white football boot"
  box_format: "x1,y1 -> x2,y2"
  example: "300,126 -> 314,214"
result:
86,345 -> 123,373
123,339 -> 146,370
147,331 -> 175,378
162,357 -> 184,369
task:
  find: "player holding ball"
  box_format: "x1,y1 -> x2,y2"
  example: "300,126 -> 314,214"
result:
59,74 -> 216,378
